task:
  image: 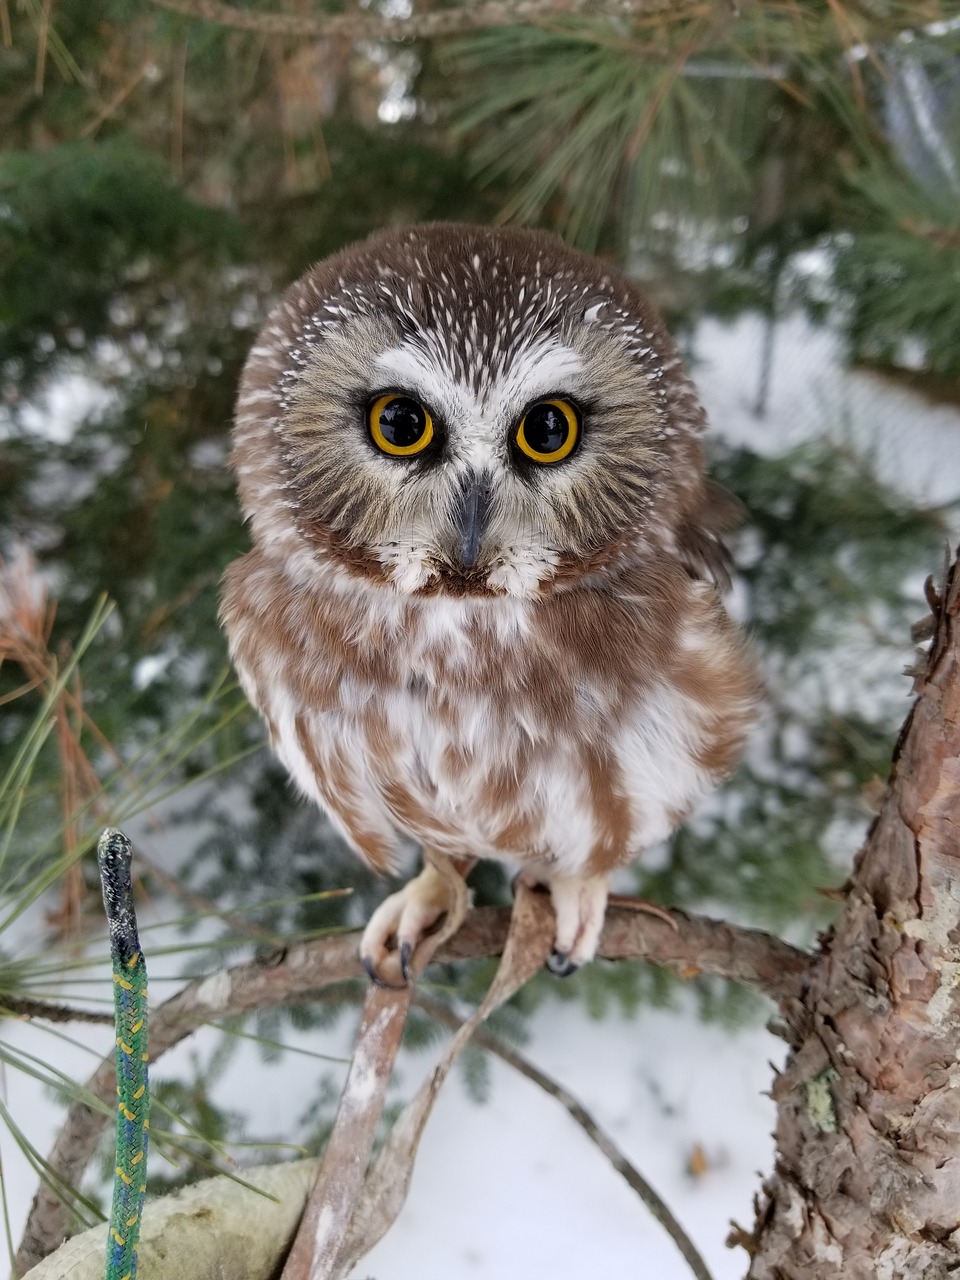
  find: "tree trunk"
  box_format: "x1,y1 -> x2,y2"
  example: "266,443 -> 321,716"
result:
746,549 -> 960,1279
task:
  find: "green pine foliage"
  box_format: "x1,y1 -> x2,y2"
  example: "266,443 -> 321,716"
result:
833,167 -> 960,381
443,26 -> 764,253
0,138 -> 239,389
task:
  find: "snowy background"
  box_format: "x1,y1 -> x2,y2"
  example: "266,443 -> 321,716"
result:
5,307 -> 960,1280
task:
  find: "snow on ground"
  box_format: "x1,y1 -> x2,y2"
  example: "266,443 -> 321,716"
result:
361,1004 -> 777,1280
4,311 -> 960,1279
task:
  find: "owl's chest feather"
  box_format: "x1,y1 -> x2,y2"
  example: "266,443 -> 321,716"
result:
224,553 -> 756,876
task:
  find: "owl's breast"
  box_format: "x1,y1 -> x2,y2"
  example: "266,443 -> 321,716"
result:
223,553 -> 757,876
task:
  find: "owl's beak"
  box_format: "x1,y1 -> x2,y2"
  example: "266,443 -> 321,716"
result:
455,472 -> 493,570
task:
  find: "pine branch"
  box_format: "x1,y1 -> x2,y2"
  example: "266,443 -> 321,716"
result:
147,0 -> 690,42
1,998 -> 113,1025
15,900 -> 809,1273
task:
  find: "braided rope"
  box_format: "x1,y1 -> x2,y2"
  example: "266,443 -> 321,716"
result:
97,829 -> 149,1280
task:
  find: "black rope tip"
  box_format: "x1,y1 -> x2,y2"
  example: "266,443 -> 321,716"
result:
97,827 -> 133,873
97,828 -> 140,963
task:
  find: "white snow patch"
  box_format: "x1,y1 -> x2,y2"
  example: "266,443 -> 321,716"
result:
694,310 -> 960,515
195,969 -> 232,1010
343,1009 -> 391,1112
15,373 -> 115,444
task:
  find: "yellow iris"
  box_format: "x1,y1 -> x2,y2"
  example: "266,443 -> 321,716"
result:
514,398 -> 580,464
368,394 -> 434,457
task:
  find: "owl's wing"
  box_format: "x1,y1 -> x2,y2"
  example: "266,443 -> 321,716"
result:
675,479 -> 743,590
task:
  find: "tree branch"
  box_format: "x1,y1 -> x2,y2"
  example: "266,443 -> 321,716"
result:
15,900 -> 808,1273
147,0 -> 690,42
1,998 -> 113,1025
279,983 -> 412,1280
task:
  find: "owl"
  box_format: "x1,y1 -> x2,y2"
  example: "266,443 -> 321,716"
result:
220,223 -> 758,985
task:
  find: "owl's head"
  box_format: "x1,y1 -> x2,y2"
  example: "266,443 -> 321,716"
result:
232,224 -> 715,598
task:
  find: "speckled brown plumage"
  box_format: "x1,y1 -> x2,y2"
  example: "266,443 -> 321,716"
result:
220,223 -> 759,981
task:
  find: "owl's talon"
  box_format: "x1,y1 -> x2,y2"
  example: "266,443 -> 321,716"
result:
362,953 -> 407,989
546,949 -> 579,978
547,872 -> 610,970
359,860 -> 466,987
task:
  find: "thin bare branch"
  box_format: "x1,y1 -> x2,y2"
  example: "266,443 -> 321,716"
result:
15,899 -> 809,1273
414,989 -> 716,1280
336,884 -> 555,1277
282,853 -> 471,1279
279,984 -> 412,1280
148,0 -> 689,42
1,998 -> 113,1025
80,59 -> 156,139
34,0 -> 53,93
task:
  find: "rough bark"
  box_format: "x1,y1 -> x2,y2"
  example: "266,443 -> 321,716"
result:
746,549 -> 960,1279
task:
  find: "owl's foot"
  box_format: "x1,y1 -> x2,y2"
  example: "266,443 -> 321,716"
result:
360,857 -> 471,987
515,871 -> 610,978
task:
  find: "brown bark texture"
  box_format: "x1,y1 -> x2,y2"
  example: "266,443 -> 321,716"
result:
747,549 -> 960,1279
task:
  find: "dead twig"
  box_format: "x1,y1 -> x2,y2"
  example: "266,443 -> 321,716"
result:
80,59 -> 157,139
0,998 -> 113,1025
281,854 -> 473,1279
335,884 -> 555,1276
278,983 -> 412,1280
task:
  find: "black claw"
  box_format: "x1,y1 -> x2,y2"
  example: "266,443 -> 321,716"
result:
399,940 -> 413,984
362,954 -> 407,990
546,949 -> 579,979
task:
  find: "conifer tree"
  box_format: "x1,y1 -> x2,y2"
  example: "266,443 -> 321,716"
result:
2,3 -> 959,1276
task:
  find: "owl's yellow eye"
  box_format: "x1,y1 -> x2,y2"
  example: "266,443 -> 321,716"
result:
368,394 -> 434,457
514,398 -> 580,464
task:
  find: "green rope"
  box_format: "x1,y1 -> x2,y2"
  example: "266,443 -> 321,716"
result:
98,828 -> 149,1280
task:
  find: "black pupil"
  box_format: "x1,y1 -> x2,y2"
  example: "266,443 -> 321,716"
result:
378,397 -> 426,448
524,403 -> 569,454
